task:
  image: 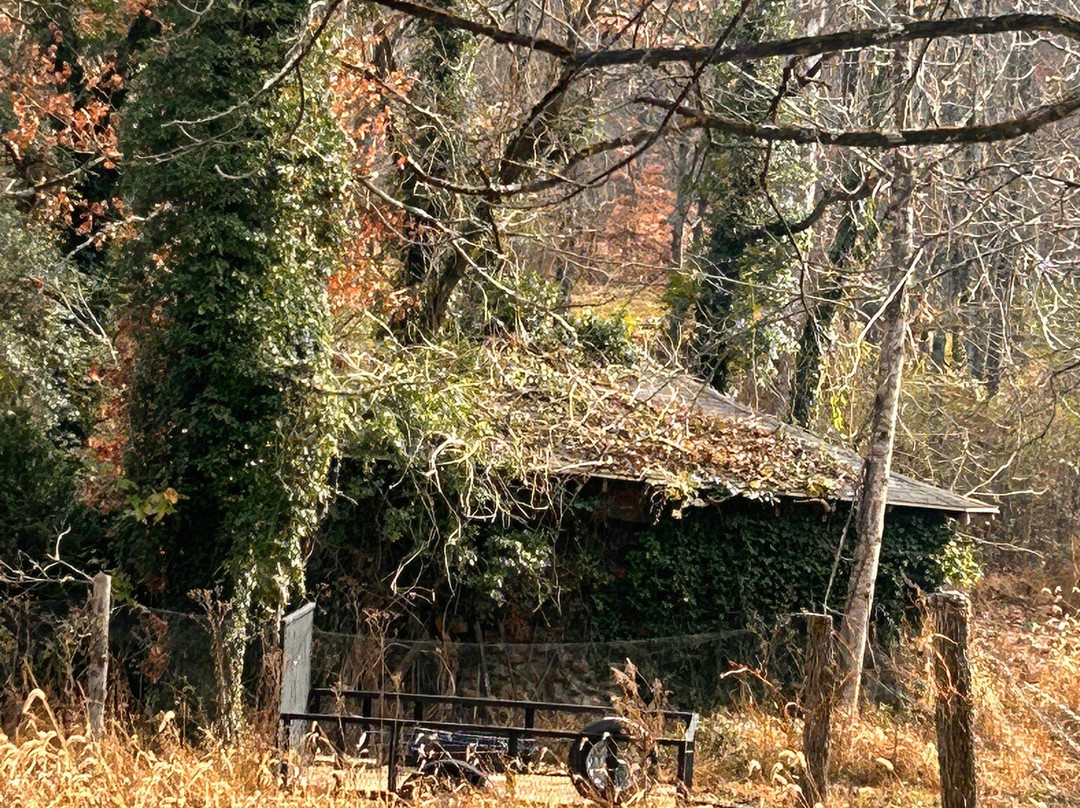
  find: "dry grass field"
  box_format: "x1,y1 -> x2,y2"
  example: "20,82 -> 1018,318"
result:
3,575 -> 1079,808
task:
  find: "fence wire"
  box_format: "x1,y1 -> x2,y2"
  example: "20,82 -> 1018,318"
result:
312,627 -> 759,709
3,591 -> 802,729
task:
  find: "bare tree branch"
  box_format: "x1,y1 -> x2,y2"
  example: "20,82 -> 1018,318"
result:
739,176 -> 878,242
572,12 -> 1080,68
0,529 -> 92,587
360,3 -> 1080,72
636,90 -> 1080,147
396,118 -> 707,198
364,0 -> 573,60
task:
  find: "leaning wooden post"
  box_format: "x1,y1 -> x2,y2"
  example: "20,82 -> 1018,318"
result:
801,613 -> 836,807
929,591 -> 976,808
88,572 -> 112,739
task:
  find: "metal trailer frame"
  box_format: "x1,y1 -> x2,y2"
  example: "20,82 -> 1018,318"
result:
279,688 -> 699,797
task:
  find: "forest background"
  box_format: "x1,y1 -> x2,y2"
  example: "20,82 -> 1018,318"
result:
4,0 -> 1080,793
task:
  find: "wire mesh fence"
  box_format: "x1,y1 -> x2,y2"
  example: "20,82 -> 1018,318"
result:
312,627 -> 762,710
108,604 -> 219,726
1,594 -> 227,731
2,587 -> 808,730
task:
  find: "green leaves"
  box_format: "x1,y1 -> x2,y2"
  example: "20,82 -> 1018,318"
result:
0,202 -> 105,561
118,0 -> 346,610
580,503 -> 954,643
118,480 -> 186,524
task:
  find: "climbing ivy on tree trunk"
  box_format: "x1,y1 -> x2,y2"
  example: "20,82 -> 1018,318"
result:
119,0 -> 346,735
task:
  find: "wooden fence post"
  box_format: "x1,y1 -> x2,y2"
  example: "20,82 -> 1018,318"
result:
801,613 -> 835,807
929,591 -> 976,808
88,572 -> 111,739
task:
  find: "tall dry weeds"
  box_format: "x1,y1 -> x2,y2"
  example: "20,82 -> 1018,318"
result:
3,689 -> 538,808
691,577 -> 1080,807
5,576 -> 1080,807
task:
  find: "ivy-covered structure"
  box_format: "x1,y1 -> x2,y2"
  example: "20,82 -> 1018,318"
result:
319,341 -> 995,689
532,366 -> 995,641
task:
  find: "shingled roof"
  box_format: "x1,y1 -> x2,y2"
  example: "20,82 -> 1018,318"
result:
632,373 -> 998,516
349,340 -> 996,517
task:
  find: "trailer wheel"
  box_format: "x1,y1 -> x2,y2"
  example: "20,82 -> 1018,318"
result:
400,757 -> 492,797
567,717 -> 653,804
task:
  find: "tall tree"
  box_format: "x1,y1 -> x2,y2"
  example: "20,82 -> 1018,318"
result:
838,0 -> 915,710
789,46 -> 870,428
120,0 -> 345,732
690,0 -> 795,395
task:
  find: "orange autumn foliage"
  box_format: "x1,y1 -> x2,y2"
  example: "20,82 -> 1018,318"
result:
326,34 -> 415,323
591,158 -> 675,281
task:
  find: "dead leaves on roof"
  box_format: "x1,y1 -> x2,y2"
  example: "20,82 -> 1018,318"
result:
340,339 -> 852,503
480,343 -> 850,500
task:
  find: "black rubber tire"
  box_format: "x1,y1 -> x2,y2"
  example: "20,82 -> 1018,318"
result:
567,717 -> 650,804
415,757 -> 492,790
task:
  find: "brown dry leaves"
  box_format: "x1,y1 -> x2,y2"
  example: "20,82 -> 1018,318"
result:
478,341 -> 852,501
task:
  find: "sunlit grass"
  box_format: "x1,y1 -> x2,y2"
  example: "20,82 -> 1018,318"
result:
4,577 -> 1079,807
691,577 -> 1080,807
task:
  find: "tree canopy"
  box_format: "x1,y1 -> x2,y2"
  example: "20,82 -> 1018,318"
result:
4,0 -> 1080,717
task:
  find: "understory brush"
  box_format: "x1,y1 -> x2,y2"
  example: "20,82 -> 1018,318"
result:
4,576 -> 1080,807
694,574 -> 1080,807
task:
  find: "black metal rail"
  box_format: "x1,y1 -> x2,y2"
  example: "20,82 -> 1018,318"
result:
281,689 -> 698,794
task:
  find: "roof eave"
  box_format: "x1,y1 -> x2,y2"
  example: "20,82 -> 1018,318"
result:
562,470 -> 999,515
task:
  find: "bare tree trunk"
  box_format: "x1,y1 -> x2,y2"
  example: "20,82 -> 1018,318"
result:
669,141 -> 692,273
790,156 -> 859,426
790,53 -> 862,427
838,8 -> 915,709
930,329 -> 947,369
838,237 -> 910,708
